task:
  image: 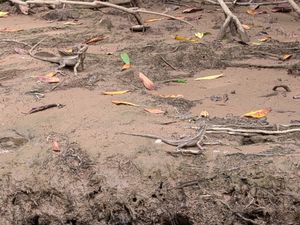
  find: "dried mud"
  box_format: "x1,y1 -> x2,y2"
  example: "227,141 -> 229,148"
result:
0,1 -> 300,224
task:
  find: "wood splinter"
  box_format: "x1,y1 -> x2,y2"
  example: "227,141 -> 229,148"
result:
216,0 -> 249,43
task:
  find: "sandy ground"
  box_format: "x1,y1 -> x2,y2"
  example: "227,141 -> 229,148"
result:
0,0 -> 300,224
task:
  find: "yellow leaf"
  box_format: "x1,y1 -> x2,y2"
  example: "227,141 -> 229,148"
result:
200,110 -> 209,118
102,90 -> 129,95
0,11 -> 9,17
194,73 -> 224,80
144,108 -> 165,114
45,72 -> 57,77
158,94 -> 184,98
241,24 -> 251,30
243,108 -> 272,118
145,18 -> 164,23
122,63 -> 132,71
175,35 -> 198,43
194,32 -> 211,39
282,54 -> 292,61
112,100 -> 139,107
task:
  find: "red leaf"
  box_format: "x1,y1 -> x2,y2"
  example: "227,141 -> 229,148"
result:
139,72 -> 155,90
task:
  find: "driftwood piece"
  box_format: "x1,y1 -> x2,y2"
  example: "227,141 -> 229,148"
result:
217,0 -> 249,42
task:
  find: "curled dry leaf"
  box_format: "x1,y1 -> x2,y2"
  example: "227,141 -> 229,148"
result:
139,72 -> 155,90
243,108 -> 272,118
200,110 -> 209,118
246,9 -> 257,16
182,7 -> 203,13
102,90 -> 129,95
84,35 -> 106,45
112,100 -> 139,107
52,140 -> 60,152
194,32 -> 211,39
144,108 -> 165,114
122,64 -> 132,71
145,18 -> 164,23
282,54 -> 292,61
195,73 -> 224,80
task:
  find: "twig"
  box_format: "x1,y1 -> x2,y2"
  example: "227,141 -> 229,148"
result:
159,55 -> 177,70
0,39 -> 32,48
217,0 -> 249,42
206,127 -> 300,135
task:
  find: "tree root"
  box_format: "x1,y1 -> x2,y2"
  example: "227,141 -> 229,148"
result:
216,0 -> 249,42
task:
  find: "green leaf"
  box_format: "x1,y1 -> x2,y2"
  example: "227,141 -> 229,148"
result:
174,79 -> 187,83
120,53 -> 130,65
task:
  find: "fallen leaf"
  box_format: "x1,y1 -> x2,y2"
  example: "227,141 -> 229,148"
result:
200,110 -> 209,118
241,24 -> 251,30
102,90 -> 129,95
174,79 -> 187,83
247,9 -> 257,16
122,63 -> 132,71
120,52 -> 131,65
194,32 -> 211,39
144,108 -> 165,114
243,108 -> 272,118
195,73 -> 224,80
139,72 -> 155,90
0,11 -> 9,17
282,54 -> 292,61
84,35 -> 106,45
182,7 -> 203,13
145,18 -> 164,23
52,141 -> 60,152
258,36 -> 272,42
112,100 -> 139,107
37,72 -> 60,83
0,28 -> 23,32
158,94 -> 184,98
175,35 -> 198,43
167,16 -> 186,21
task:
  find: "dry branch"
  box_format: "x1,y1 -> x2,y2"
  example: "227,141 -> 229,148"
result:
9,0 -> 195,27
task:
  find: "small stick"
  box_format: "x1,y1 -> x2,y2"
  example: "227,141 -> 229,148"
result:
25,103 -> 65,114
159,55 -> 177,70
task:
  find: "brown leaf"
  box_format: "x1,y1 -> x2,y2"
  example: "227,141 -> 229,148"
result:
84,35 -> 106,45
182,7 -> 203,13
144,108 -> 165,114
139,72 -> 155,90
282,54 -> 292,61
122,64 -> 132,71
52,141 -> 60,152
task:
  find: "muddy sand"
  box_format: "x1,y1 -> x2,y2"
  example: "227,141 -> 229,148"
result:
0,0 -> 300,224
